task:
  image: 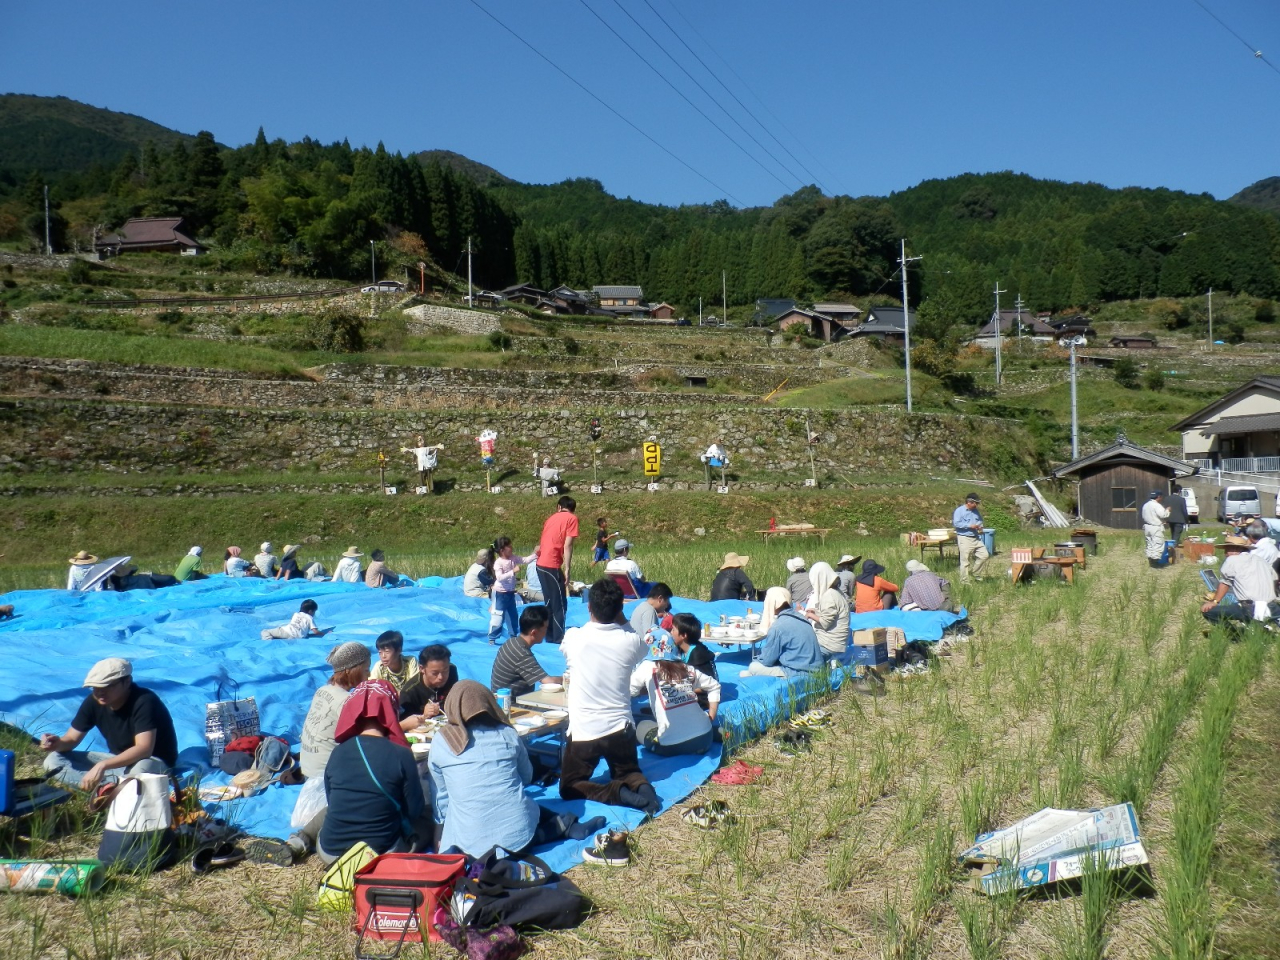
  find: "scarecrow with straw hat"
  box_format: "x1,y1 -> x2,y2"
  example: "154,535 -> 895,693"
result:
710,552 -> 758,601
67,550 -> 100,591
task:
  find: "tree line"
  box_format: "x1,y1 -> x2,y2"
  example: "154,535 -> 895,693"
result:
3,133 -> 1279,328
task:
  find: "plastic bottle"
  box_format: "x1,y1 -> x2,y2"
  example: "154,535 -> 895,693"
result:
495,688 -> 511,717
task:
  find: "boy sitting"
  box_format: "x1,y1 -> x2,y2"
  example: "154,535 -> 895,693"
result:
369,630 -> 420,693
491,606 -> 563,699
670,612 -> 717,708
399,644 -> 459,730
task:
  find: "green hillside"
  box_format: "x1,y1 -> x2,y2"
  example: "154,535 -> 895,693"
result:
0,93 -> 197,180
1230,176 -> 1280,217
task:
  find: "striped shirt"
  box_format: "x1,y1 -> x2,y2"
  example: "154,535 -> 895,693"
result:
899,571 -> 950,611
490,637 -> 547,697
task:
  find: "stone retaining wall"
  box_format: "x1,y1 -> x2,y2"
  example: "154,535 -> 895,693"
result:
403,303 -> 502,335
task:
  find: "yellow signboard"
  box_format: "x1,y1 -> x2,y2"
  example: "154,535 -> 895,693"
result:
642,441 -> 661,476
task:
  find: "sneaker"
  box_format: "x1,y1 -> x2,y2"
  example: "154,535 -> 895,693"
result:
582,829 -> 631,866
241,836 -> 294,867
777,729 -> 813,755
682,800 -> 733,829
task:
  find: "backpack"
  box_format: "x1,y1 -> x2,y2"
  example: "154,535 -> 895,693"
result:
452,850 -> 589,932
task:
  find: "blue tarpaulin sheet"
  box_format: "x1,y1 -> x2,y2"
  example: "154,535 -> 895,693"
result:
0,577 -> 961,873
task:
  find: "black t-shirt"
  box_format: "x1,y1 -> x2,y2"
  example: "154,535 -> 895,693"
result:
683,640 -> 718,680
399,664 -> 459,719
71,684 -> 179,766
595,529 -> 609,551
710,567 -> 756,601
279,556 -> 301,579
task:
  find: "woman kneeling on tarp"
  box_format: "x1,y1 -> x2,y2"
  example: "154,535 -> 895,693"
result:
630,631 -> 721,756
316,679 -> 430,865
428,681 -> 605,858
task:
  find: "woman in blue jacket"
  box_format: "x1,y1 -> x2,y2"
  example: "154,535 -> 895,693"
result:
739,587 -> 825,678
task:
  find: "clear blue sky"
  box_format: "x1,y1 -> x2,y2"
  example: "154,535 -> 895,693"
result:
4,0 -> 1278,208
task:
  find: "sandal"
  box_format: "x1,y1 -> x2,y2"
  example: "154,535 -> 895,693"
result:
87,781 -> 120,814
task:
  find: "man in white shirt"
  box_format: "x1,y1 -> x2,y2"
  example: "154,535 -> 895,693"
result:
1140,491 -> 1171,567
1202,539 -> 1278,628
332,546 -> 363,583
605,539 -> 650,596
1245,520 -> 1280,570
559,577 -> 659,814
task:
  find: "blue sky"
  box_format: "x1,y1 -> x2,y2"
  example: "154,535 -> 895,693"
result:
4,0 -> 1278,208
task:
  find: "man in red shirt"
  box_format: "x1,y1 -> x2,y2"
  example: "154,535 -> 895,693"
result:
536,495 -> 579,644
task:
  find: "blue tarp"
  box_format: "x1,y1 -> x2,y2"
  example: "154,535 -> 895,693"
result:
0,577 -> 961,873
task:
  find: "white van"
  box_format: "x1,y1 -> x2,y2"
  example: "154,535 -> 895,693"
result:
1178,487 -> 1199,521
1217,485 -> 1262,522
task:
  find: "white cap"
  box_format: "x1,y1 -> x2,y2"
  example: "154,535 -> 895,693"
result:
786,557 -> 806,573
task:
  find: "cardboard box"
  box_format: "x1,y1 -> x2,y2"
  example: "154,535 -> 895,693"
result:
959,803 -> 1149,895
852,628 -> 887,646
850,641 -> 888,667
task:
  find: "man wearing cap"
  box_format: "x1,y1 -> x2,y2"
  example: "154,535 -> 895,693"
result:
40,658 -> 178,791
1201,537 -> 1278,629
899,560 -> 955,613
1140,491 -> 1171,568
952,493 -> 990,583
67,550 -> 100,591
710,552 -> 758,601
333,546 -> 364,584
255,542 -> 278,579
605,539 -> 651,597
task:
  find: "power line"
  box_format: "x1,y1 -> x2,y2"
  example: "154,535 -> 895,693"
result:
575,0 -> 793,192
1189,0 -> 1280,79
656,0 -> 842,187
636,0 -> 828,193
605,0 -> 809,190
463,0 -> 743,205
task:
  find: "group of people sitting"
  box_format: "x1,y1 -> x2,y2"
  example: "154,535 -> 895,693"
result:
1200,518 -> 1280,631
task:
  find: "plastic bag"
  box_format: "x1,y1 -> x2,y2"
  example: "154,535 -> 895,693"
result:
290,775 -> 326,831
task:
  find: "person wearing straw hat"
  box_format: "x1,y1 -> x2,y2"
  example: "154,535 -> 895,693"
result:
66,550 -> 100,591
254,542 -> 278,579
710,552 -> 758,601
276,544 -> 303,580
40,657 -> 178,792
333,546 -> 364,584
834,554 -> 862,598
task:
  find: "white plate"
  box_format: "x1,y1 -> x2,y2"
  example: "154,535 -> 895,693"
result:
515,715 -> 547,729
542,709 -> 568,720
199,785 -> 242,803
539,683 -> 563,692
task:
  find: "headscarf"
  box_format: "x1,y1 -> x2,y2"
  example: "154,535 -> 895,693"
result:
785,557 -> 806,573
856,559 -> 886,587
438,680 -> 512,755
226,546 -> 242,558
188,546 -> 202,557
260,542 -> 273,553
760,586 -> 793,632
809,561 -> 836,600
334,679 -> 409,747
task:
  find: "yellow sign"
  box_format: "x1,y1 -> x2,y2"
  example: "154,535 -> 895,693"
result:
642,442 -> 661,476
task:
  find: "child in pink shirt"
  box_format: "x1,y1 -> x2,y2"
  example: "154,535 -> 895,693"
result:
489,537 -> 538,643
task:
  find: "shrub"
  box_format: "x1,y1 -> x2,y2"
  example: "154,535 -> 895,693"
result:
66,259 -> 92,285
487,330 -> 513,351
1113,358 -> 1141,389
304,308 -> 365,353
1144,369 -> 1166,392
563,336 -> 580,356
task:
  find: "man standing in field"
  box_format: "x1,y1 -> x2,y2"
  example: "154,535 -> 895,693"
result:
1140,491 -> 1170,568
537,495 -> 579,644
952,493 -> 989,583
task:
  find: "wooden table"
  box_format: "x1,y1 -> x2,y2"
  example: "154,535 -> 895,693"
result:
1180,541 -> 1216,562
1011,556 -> 1080,585
919,536 -> 959,562
758,526 -> 832,545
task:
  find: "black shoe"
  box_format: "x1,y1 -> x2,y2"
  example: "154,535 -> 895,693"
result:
582,829 -> 631,866
241,836 -> 294,867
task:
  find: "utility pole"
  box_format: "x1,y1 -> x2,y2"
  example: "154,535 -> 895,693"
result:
993,281 -> 1007,385
698,296 -> 702,326
899,239 -> 922,413
1069,336 -> 1085,459
44,185 -> 51,255
1207,287 -> 1213,350
722,270 -> 727,325
467,237 -> 474,308
370,241 -> 376,283
1014,294 -> 1025,347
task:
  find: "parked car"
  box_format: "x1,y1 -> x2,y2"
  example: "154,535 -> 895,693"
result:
1178,487 -> 1199,521
361,280 -> 405,293
1216,485 -> 1261,523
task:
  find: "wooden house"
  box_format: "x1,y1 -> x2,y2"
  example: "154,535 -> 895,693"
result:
94,217 -> 205,258
1051,438 -> 1196,530
776,307 -> 848,343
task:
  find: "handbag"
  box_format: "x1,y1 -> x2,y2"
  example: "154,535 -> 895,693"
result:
96,773 -> 177,874
453,850 -> 589,932
205,680 -> 259,766
352,852 -> 468,955
317,841 -> 376,914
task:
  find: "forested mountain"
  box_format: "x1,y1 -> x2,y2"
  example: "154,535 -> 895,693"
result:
2,95 -> 1278,318
1230,176 -> 1280,217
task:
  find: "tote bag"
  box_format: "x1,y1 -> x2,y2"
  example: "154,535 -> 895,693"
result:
97,773 -> 176,874
205,680 -> 259,766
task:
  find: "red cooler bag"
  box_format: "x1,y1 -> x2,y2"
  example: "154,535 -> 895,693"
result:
352,853 -> 467,954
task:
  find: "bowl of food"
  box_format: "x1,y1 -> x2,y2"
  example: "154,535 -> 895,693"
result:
411,742 -> 430,761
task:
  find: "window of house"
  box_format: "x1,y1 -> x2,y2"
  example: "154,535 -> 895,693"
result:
1111,487 -> 1137,511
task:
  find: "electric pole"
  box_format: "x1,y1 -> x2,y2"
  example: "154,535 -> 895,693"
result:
1207,287 -> 1213,350
1069,336 -> 1085,459
44,185 -> 51,255
899,240 -> 922,413
1014,294 -> 1025,347
467,237 -> 474,308
370,241 -> 376,283
722,270 -> 727,325
993,281 -> 1007,385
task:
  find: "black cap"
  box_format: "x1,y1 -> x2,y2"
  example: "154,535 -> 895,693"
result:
965,492 -> 981,503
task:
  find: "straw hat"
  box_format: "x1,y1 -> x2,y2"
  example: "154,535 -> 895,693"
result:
281,544 -> 300,558
342,546 -> 363,558
719,552 -> 750,569
69,550 -> 99,566
1219,535 -> 1251,550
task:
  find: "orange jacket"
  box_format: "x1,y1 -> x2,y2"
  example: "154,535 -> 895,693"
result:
854,576 -> 899,614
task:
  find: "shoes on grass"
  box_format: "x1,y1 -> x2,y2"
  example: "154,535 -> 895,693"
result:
191,841 -> 246,874
682,800 -> 733,829
789,709 -> 831,730
777,729 -> 812,755
87,781 -> 120,814
710,760 -> 764,786
582,829 -> 631,866
240,836 -> 294,867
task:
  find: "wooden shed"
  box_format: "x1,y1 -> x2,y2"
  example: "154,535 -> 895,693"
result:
1051,438 -> 1197,529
